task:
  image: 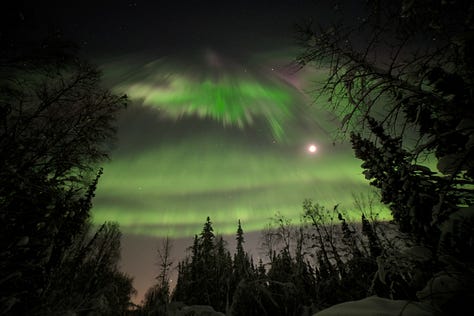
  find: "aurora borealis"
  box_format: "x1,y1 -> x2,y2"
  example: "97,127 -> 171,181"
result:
6,0 -> 394,303
91,49 -> 390,238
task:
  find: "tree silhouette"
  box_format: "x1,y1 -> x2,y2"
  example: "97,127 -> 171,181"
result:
297,0 -> 473,313
42,222 -> 135,315
232,220 -> 253,288
172,217 -> 228,311
0,31 -> 127,313
141,237 -> 173,315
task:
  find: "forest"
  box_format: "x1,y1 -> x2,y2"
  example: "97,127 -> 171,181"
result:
1,0 -> 473,315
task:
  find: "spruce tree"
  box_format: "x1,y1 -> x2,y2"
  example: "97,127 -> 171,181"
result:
233,220 -> 252,281
214,236 -> 233,312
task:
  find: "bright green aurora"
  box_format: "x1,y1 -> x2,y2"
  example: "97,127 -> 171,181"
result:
92,50 -> 390,237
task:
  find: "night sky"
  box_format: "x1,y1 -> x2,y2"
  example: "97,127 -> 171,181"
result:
9,0 -> 389,303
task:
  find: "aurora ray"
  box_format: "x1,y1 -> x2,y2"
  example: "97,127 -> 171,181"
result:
100,49 -> 335,142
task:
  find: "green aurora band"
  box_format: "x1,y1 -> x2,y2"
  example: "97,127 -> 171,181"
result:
92,51 -> 391,237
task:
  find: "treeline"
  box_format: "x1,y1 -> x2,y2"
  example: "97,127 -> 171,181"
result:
138,199 -> 418,316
